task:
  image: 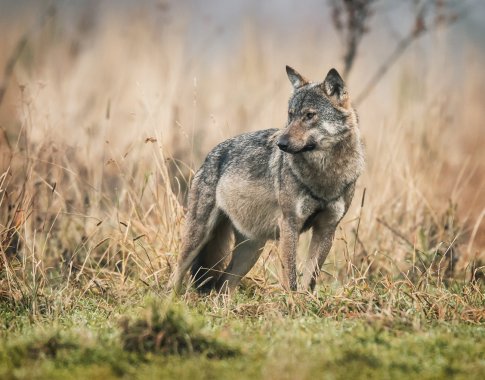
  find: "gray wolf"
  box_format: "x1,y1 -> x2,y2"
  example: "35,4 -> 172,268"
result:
169,66 -> 364,293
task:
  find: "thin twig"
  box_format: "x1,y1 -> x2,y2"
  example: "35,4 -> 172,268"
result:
376,217 -> 414,249
353,187 -> 366,260
354,33 -> 415,105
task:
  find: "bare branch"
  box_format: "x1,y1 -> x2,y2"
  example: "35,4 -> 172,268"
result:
329,0 -> 376,79
354,0 -> 465,106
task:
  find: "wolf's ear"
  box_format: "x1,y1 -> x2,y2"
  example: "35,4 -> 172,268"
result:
323,68 -> 350,108
286,66 -> 309,90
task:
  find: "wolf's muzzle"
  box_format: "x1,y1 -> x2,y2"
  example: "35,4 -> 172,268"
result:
277,135 -> 315,154
277,135 -> 290,152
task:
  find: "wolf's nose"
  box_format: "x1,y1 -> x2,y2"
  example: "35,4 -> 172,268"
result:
277,136 -> 289,152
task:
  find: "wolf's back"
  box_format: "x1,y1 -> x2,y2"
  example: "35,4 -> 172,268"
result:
197,128 -> 279,181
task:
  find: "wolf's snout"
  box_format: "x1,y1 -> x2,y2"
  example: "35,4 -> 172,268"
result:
277,135 -> 290,152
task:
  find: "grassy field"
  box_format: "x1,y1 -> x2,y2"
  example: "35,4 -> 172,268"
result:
1,1 -> 485,379
1,281 -> 484,379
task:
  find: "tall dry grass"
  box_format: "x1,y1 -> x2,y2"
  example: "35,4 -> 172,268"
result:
0,2 -> 484,308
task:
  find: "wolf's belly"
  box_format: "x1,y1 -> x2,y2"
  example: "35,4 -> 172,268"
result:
216,176 -> 281,240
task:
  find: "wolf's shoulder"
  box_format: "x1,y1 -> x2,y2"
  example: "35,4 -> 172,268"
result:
199,129 -> 279,176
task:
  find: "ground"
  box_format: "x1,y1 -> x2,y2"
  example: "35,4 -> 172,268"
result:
1,279 -> 484,380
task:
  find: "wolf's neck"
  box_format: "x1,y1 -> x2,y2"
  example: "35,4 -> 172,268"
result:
288,129 -> 364,201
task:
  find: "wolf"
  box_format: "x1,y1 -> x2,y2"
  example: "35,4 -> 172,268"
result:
169,66 -> 364,293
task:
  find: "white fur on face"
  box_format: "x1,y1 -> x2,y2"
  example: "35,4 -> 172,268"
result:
322,122 -> 338,136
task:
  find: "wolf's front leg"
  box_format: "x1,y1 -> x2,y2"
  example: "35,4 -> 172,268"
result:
301,208 -> 342,292
278,217 -> 299,291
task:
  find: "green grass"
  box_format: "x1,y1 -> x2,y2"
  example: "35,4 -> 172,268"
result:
1,282 -> 484,380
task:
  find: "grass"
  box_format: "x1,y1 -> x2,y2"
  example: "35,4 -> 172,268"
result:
1,281 -> 484,380
1,2 -> 485,379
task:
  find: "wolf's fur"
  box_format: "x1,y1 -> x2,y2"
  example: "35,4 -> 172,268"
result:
169,66 -> 364,293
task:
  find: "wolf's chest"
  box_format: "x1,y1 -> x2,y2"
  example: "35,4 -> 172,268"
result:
216,176 -> 281,239
215,172 -> 328,240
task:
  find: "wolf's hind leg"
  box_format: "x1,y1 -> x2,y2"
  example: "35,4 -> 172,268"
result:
216,232 -> 264,293
190,214 -> 234,292
168,173 -> 221,294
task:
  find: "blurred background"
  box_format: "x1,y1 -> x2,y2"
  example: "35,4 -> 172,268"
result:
0,0 -> 484,287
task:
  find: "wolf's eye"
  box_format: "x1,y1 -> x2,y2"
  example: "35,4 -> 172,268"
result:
305,112 -> 316,120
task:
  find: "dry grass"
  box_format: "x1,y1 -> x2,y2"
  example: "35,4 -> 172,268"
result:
0,5 -> 484,374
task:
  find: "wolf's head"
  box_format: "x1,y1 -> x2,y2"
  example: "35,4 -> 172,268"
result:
277,66 -> 358,154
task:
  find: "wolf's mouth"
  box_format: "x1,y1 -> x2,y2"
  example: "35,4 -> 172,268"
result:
298,144 -> 316,153
277,133 -> 316,154
279,143 -> 316,154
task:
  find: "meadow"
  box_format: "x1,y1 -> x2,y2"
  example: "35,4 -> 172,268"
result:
0,2 -> 484,379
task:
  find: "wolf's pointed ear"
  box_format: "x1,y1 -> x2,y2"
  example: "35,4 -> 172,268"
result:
323,68 -> 350,108
286,66 -> 309,90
